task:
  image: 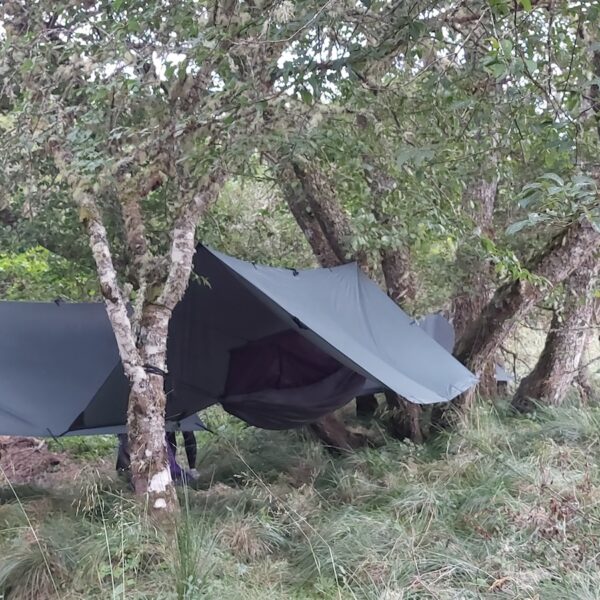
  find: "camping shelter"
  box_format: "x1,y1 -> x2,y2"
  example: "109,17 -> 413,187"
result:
413,312 -> 514,385
0,246 -> 477,436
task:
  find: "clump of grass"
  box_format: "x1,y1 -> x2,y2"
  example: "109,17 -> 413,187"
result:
218,514 -> 286,561
0,521 -> 78,600
47,435 -> 116,460
171,507 -> 218,600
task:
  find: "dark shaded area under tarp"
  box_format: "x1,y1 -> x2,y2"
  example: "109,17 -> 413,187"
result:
0,245 -> 477,437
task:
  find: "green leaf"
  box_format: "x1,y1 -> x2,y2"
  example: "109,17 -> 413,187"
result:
519,0 -> 532,10
525,58 -> 537,72
539,173 -> 564,186
299,88 -> 313,105
500,39 -> 513,55
506,220 -> 530,235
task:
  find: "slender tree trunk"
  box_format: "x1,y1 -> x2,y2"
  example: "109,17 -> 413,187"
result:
450,147 -> 499,396
129,177 -> 223,508
511,257 -> 600,412
432,218 -> 600,425
360,157 -> 422,435
384,391 -> 423,443
280,159 -> 424,442
277,164 -> 340,267
291,161 -> 368,269
447,23 -> 501,397
361,154 -> 417,305
380,247 -> 416,306
277,161 -> 372,448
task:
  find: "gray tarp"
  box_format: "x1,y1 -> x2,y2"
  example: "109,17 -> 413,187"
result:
0,301 -> 205,436
176,248 -> 478,407
0,246 -> 477,436
418,313 -> 455,352
416,312 -> 514,383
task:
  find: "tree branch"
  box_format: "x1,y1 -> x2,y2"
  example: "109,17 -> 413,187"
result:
158,168 -> 225,309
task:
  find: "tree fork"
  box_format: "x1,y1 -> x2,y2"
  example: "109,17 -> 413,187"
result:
77,192 -> 179,513
511,256 -> 600,412
434,218 -> 600,425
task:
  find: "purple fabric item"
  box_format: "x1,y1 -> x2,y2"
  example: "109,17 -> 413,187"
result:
225,329 -> 342,395
166,435 -> 184,480
221,329 -> 366,428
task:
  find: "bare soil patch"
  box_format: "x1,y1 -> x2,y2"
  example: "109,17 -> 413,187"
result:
0,436 -> 107,487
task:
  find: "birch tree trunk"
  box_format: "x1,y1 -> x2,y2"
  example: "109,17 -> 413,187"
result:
511,257 -> 600,412
76,191 -> 179,513
125,178 -> 223,506
64,147 -> 223,513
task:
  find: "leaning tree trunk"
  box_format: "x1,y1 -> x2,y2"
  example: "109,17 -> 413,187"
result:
360,156 -> 422,441
291,161 -> 368,269
433,218 -> 600,425
53,146 -> 179,513
451,171 -> 498,396
278,164 -> 341,267
511,256 -> 600,412
280,160 -> 426,444
278,161 -> 368,450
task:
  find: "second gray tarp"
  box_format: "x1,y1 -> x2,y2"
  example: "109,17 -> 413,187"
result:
417,313 -> 514,383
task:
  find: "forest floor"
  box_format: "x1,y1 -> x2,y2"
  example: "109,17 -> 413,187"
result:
1,400 -> 600,599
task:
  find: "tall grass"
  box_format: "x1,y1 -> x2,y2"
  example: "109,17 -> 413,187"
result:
2,402 -> 600,598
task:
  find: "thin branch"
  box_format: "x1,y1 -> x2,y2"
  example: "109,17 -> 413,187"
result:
158,167 -> 226,309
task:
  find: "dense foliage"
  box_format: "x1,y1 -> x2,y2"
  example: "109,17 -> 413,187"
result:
2,1 -> 600,309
